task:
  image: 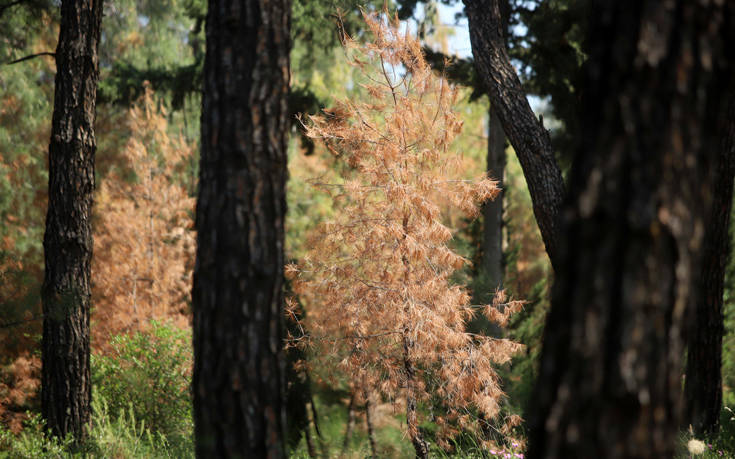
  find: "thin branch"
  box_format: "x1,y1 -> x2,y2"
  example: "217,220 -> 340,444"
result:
3,51 -> 55,66
0,314 -> 42,329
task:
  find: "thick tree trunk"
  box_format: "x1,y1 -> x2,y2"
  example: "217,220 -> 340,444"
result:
41,0 -> 102,442
192,0 -> 290,457
463,0 -> 564,271
527,2 -> 733,458
464,0 -> 735,439
685,95 -> 735,435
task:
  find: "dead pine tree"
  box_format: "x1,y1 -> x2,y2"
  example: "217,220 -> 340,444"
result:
288,11 -> 525,458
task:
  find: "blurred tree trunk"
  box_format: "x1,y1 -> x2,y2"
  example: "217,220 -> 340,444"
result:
41,0 -> 102,442
341,392 -> 356,454
526,2 -> 733,457
364,391 -> 377,458
482,0 -> 509,292
192,0 -> 290,456
685,95 -> 735,435
484,108 -> 505,289
465,0 -> 735,439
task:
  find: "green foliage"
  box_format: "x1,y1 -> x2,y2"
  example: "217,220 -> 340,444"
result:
0,397 -> 191,458
723,195 -> 735,419
91,321 -> 193,453
675,423 -> 735,459
0,413 -> 70,458
82,396 -> 191,459
510,0 -> 586,167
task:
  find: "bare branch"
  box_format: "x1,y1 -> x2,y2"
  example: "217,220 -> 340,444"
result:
3,51 -> 55,66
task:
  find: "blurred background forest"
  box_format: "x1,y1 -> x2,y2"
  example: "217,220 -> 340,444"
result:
0,0 -> 733,457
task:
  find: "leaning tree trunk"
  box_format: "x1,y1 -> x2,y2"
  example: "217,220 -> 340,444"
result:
685,94 -> 735,435
41,0 -> 102,442
526,2 -> 734,458
192,0 -> 290,457
463,0 -> 565,271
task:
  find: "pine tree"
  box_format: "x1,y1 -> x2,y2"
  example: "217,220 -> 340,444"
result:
41,0 -> 103,441
289,13 -> 524,456
192,0 -> 290,456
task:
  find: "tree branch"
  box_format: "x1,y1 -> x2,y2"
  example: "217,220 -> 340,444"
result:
3,51 -> 55,65
463,0 -> 565,270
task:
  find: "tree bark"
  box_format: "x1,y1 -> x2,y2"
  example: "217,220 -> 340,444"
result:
464,0 -> 735,438
484,108 -> 505,289
41,0 -> 102,442
527,2 -> 733,458
463,0 -> 565,271
192,0 -> 290,457
684,94 -> 735,435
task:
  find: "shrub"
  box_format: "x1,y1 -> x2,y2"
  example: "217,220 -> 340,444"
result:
0,413 -> 70,458
91,320 -> 193,452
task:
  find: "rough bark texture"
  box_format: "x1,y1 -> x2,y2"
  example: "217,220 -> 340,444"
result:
527,2 -> 733,458
192,0 -> 290,457
464,0 -> 565,270
41,0 -> 102,442
685,94 -> 735,435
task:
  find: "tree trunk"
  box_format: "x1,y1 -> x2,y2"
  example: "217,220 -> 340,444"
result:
483,107 -> 505,289
403,333 -> 429,459
685,94 -> 735,435
464,0 -> 735,439
192,0 -> 290,457
482,0 -> 509,291
527,2 -> 733,458
41,0 -> 102,442
304,400 -> 318,458
400,214 -> 429,459
341,392 -> 356,455
364,391 -> 378,458
463,0 -> 565,271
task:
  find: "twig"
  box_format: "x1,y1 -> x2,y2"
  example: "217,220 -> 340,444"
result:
3,51 -> 55,66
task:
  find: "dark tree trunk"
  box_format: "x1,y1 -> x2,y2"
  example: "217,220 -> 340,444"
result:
463,0 -> 565,271
192,0 -> 290,457
482,0 -> 509,291
403,333 -> 429,459
341,392 -> 356,454
364,391 -> 378,458
41,0 -> 102,442
685,95 -> 735,435
464,0 -> 735,440
483,108 -> 505,289
527,2 -> 733,458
